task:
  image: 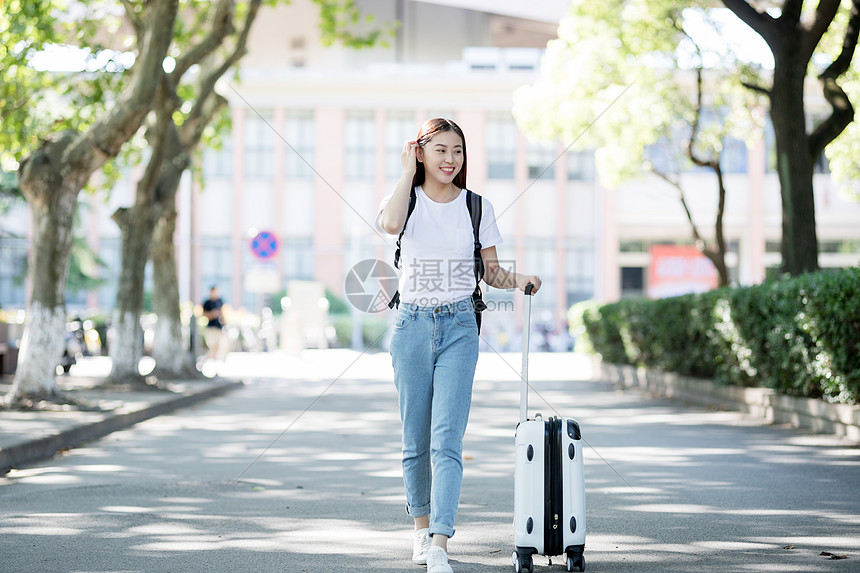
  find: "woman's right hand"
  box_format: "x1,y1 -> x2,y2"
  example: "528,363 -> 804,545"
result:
379,141 -> 419,234
401,140 -> 418,176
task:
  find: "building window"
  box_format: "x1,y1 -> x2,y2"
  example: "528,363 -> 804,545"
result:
620,240 -> 647,253
0,236 -> 27,308
281,237 -> 315,280
643,136 -> 680,175
524,238 -> 556,313
820,239 -> 860,253
566,239 -> 595,304
721,136 -> 748,174
289,36 -> 307,68
96,238 -> 122,313
345,110 -> 376,180
486,113 -> 516,179
621,266 -> 644,298
567,150 -> 595,181
285,110 -> 315,180
244,110 -> 275,179
386,111 -> 416,179
203,134 -> 233,179
199,237 -> 233,304
527,139 -> 556,180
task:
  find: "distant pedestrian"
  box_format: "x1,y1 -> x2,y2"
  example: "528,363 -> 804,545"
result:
202,285 -> 229,365
377,118 -> 541,573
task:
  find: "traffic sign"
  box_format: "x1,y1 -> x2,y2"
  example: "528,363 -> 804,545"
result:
250,230 -> 279,260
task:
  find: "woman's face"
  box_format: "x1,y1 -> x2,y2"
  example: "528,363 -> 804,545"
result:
417,130 -> 464,186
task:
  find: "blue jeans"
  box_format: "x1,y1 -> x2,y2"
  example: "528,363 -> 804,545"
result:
390,296 -> 479,538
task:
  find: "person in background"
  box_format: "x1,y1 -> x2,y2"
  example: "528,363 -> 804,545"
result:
202,285 -> 228,365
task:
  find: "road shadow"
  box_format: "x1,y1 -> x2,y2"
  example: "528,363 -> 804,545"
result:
1,368 -> 858,572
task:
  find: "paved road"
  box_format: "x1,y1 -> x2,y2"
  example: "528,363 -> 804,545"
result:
1,351 -> 858,572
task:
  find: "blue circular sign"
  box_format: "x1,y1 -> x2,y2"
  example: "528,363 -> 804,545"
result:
250,231 -> 278,259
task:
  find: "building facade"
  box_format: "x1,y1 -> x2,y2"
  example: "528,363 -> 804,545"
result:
1,0 -> 859,344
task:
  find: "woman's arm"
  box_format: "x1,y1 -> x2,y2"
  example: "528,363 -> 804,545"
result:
378,140 -> 418,235
481,245 -> 542,293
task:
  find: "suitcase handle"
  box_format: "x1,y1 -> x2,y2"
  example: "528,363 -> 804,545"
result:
520,284 -> 534,422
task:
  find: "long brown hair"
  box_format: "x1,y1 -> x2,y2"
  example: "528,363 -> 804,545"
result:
411,118 -> 468,190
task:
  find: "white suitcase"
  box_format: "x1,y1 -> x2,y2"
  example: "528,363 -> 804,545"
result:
513,285 -> 586,573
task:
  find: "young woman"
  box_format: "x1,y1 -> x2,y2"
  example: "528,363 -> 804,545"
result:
377,118 -> 541,573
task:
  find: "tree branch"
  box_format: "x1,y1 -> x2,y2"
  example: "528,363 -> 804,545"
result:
212,0 -> 262,82
809,0 -> 860,158
711,161 -> 729,285
119,0 -> 145,47
651,169 -> 705,245
722,0 -> 782,49
184,0 -> 263,138
180,93 -> 228,150
137,85 -> 176,208
172,0 -> 235,81
65,0 -> 179,172
686,67 -> 720,171
803,0 -> 841,62
821,0 -> 860,80
741,80 -> 773,97
780,0 -> 804,25
1,95 -> 31,123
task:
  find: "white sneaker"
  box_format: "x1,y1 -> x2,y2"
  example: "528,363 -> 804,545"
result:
412,528 -> 431,565
426,545 -> 454,573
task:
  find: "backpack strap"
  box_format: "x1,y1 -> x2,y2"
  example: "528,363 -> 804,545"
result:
388,188 -> 417,309
393,188 -> 417,271
465,189 -> 484,283
466,190 -> 488,333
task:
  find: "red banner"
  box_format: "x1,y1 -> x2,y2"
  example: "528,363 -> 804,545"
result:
648,245 -> 718,299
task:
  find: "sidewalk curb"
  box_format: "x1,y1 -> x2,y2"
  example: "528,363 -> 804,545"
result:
600,361 -> 860,442
0,378 -> 243,474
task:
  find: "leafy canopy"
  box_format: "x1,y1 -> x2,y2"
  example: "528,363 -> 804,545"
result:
513,1 -> 774,187
0,0 -> 138,172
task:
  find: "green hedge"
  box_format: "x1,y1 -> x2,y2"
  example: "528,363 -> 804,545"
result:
577,267 -> 860,404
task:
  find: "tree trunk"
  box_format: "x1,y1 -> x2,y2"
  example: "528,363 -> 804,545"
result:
150,164 -> 199,379
107,201 -> 159,384
151,209 -> 195,377
771,45 -> 819,275
709,162 -> 730,288
4,134 -> 84,405
704,250 -> 729,288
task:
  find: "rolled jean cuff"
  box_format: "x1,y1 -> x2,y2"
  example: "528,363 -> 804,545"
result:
406,502 -> 430,518
430,524 -> 455,538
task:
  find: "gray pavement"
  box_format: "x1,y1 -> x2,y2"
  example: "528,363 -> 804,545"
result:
0,350 -> 858,573
0,359 -> 243,474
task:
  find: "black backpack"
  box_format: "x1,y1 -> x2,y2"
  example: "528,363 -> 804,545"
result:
388,188 -> 488,332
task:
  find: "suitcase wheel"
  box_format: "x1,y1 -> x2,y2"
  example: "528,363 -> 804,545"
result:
512,551 -> 533,573
566,552 -> 585,572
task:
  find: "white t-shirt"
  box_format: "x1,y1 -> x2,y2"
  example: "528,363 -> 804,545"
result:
376,186 -> 503,306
